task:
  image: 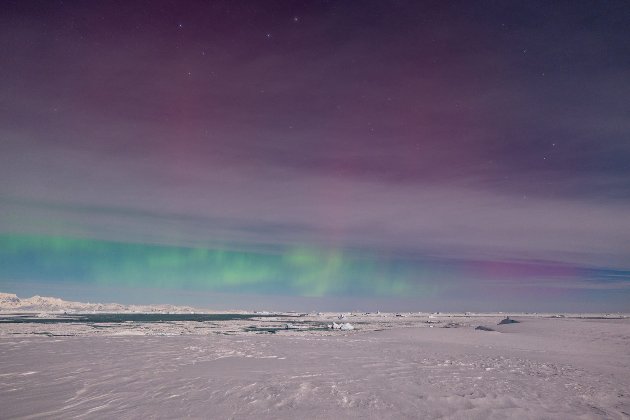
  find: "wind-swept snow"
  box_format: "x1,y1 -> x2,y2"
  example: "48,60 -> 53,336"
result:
1,293 -> 629,418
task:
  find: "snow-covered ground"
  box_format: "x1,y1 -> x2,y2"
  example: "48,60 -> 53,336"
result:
0,292 -> 200,314
1,294 -> 629,418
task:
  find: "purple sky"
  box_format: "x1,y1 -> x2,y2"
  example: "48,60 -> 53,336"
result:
1,1 -> 629,310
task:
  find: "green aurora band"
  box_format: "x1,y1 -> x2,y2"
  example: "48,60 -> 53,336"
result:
0,234 -> 439,298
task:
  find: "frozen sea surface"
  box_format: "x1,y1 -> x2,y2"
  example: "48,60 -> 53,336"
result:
0,312 -> 275,324
1,316 -> 629,419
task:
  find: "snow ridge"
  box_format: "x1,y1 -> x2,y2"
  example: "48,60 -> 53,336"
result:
0,292 -> 198,314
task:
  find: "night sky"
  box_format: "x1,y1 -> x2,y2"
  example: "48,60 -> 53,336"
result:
1,0 -> 629,311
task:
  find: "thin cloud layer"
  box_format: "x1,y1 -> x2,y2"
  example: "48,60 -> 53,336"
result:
1,1 -> 629,310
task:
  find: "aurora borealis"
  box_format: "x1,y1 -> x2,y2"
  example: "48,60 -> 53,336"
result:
1,1 -> 629,311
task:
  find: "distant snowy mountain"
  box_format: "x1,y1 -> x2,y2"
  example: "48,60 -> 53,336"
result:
0,292 -> 199,313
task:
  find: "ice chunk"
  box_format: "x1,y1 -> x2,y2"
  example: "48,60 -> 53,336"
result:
498,316 -> 519,325
475,326 -> 495,331
327,322 -> 353,330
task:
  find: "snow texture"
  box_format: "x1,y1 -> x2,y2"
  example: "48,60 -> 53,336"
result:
1,293 -> 629,419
